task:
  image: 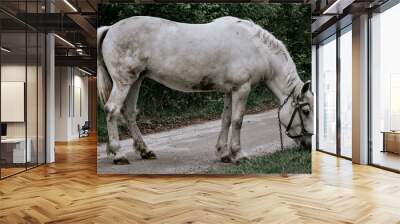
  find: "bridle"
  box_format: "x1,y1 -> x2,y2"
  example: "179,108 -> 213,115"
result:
277,88 -> 313,151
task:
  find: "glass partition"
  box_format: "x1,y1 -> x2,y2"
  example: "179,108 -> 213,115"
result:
0,1 -> 46,179
339,26 -> 352,158
370,3 -> 400,171
1,31 -> 28,177
27,31 -> 38,169
317,34 -> 337,154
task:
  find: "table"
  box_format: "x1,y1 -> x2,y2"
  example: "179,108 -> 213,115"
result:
1,138 -> 31,164
382,131 -> 400,154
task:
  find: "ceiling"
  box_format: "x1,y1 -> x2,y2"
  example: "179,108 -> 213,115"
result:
0,0 -> 316,74
0,0 -> 101,72
2,0 -> 384,72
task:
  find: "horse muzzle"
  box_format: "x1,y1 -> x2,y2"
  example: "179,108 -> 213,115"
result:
285,130 -> 313,139
286,131 -> 313,149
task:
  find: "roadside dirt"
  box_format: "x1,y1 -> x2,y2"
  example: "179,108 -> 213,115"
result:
136,104 -> 277,135
98,109 -> 295,174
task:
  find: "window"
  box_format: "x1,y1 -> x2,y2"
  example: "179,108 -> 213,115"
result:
339,26 -> 352,158
370,2 -> 400,171
317,35 -> 337,154
316,24 -> 353,158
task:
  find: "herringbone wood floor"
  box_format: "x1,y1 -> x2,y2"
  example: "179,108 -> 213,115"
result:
0,135 -> 400,224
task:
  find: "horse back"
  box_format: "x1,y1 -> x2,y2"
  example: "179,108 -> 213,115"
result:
103,16 -> 268,92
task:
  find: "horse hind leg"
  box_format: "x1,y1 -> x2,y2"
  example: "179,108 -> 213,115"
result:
104,67 -> 143,165
216,92 -> 232,162
122,75 -> 156,160
106,121 -> 130,165
229,83 -> 251,163
105,83 -> 131,165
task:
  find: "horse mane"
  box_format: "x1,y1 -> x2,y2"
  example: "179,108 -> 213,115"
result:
216,17 -> 292,64
238,19 -> 300,90
214,17 -> 301,93
242,19 -> 290,62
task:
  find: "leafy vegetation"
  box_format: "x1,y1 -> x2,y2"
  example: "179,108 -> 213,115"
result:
208,146 -> 311,174
97,4 -> 311,142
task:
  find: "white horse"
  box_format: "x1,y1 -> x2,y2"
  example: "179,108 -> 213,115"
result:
97,16 -> 313,165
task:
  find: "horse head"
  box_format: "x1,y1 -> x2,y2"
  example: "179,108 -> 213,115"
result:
278,80 -> 314,149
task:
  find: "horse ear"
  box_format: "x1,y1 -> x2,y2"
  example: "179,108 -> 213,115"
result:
301,80 -> 311,96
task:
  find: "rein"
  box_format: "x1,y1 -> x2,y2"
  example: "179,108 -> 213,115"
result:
277,88 -> 312,151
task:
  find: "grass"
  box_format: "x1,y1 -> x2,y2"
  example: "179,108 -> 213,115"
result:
207,146 -> 311,174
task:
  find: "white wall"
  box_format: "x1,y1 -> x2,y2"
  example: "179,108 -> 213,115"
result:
1,63 -> 46,164
1,65 -> 42,137
69,72 -> 89,139
76,71 -> 89,138
1,65 -> 26,138
54,67 -> 89,141
55,66 -> 69,141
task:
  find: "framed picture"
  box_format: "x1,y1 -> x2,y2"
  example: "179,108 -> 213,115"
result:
97,3 -> 312,175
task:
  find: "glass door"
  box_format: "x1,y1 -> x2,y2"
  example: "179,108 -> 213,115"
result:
317,34 -> 337,154
370,3 -> 400,171
27,30 -> 38,169
0,1 -> 46,179
1,30 -> 28,178
339,25 -> 352,158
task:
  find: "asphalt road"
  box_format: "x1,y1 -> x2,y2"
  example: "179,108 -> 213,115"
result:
97,109 -> 295,174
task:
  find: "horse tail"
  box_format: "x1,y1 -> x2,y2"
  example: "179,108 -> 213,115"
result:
97,26 -> 112,106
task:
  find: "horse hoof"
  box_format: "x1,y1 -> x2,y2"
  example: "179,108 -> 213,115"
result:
235,156 -> 249,165
215,145 -> 230,158
113,157 -> 130,165
221,156 -> 232,163
141,151 -> 157,160
107,141 -> 120,156
107,151 -> 116,157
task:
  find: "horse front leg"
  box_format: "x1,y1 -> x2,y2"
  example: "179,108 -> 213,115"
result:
229,83 -> 251,163
216,92 -> 232,162
122,76 -> 156,160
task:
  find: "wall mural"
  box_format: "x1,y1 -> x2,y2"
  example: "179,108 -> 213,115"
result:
97,3 -> 312,174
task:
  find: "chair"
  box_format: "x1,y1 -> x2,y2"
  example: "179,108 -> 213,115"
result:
79,121 -> 90,138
